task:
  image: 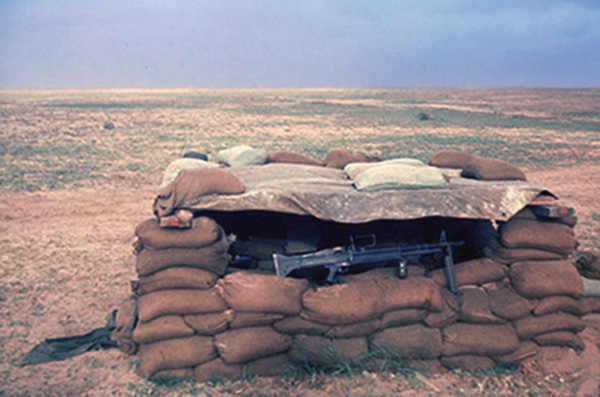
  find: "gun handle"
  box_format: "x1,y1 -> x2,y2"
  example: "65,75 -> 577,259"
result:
444,254 -> 459,294
325,265 -> 339,283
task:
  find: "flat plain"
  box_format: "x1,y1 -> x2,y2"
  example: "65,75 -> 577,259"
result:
1,88 -> 599,395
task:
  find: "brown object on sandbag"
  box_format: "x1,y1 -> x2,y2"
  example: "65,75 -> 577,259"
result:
499,219 -> 576,255
483,237 -> 565,265
370,325 -> 443,359
486,281 -> 536,320
219,272 -> 308,315
380,309 -> 428,330
214,326 -> 292,364
110,297 -> 138,355
153,168 -> 245,218
376,276 -> 444,313
135,217 -> 223,250
229,312 -> 285,329
244,354 -> 292,377
192,358 -> 242,382
326,319 -> 380,338
509,260 -> 584,299
428,258 -> 507,287
428,150 -> 476,169
424,288 -> 460,328
272,316 -> 330,335
288,335 -> 368,367
533,331 -> 584,350
324,149 -> 378,169
137,336 -> 215,378
133,315 -> 195,344
460,287 -> 505,324
573,250 -> 600,280
493,341 -> 539,365
184,310 -> 234,335
137,288 -> 227,323
461,157 -> 526,181
132,267 -> 218,295
533,296 -> 587,316
267,151 -> 324,166
514,313 -> 586,339
440,355 -> 496,371
442,323 -> 519,356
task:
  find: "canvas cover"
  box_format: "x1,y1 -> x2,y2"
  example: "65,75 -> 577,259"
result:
186,164 -> 548,223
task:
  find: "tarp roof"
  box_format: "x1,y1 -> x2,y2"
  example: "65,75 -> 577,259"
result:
188,163 -> 548,224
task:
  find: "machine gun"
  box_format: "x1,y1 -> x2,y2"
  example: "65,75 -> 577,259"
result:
273,231 -> 462,294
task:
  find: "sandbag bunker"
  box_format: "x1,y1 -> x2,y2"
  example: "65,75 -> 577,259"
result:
122,147 -> 600,381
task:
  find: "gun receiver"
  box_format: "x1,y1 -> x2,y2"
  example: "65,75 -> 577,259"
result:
273,231 -> 462,294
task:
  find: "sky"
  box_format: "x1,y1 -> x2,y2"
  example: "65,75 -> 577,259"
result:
1,0 -> 599,89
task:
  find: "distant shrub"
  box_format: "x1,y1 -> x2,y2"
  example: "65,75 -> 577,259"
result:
416,112 -> 430,121
103,121 -> 115,130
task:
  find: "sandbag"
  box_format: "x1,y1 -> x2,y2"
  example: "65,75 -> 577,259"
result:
135,217 -> 223,250
137,288 -> 227,323
483,237 -> 565,265
514,313 -> 586,339
428,150 -> 476,169
110,297 -> 138,355
533,296 -> 587,316
379,309 -> 428,330
344,158 -> 426,179
326,319 -> 380,338
133,315 -> 195,344
459,287 -> 505,324
428,258 -> 507,287
376,276 -> 444,313
132,267 -> 218,295
137,336 -> 215,378
493,341 -> 539,365
244,354 -> 292,377
533,331 -> 584,350
159,158 -> 220,189
324,149 -> 369,169
573,250 -> 600,280
582,277 -> 600,297
460,157 -> 526,181
442,323 -> 519,356
217,145 -> 268,167
509,260 -> 584,299
486,281 -> 536,320
439,355 -> 496,371
153,169 -> 245,217
272,316 -> 330,335
184,310 -> 234,335
267,151 -> 324,166
424,289 -> 460,328
192,358 -> 242,382
288,335 -> 368,367
218,272 -> 308,315
511,207 -> 578,227
352,164 -> 447,191
214,326 -> 292,364
229,312 -> 285,329
369,325 -> 443,359
499,219 -> 576,255
578,297 -> 600,314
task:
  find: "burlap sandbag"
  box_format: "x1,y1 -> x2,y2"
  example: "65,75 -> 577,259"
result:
582,277 -> 600,296
376,276 -> 444,313
424,288 -> 460,328
288,335 -> 368,367
499,219 -> 576,255
533,296 -> 587,316
533,331 -> 584,350
344,158 -> 426,179
324,149 -> 378,169
192,358 -> 243,382
229,312 -> 285,329
578,297 -> 600,314
132,267 -> 218,295
110,297 -> 138,355
486,281 -> 536,320
267,151 -> 324,166
272,316 -> 330,335
218,272 -> 308,315
442,323 -> 519,356
138,336 -> 215,378
159,158 -> 220,190
511,207 -> 578,227
428,150 -> 476,169
439,355 -> 496,371
369,325 -> 443,359
428,258 -> 507,287
135,217 -> 222,250
379,309 -> 428,330
214,326 -> 292,364
133,315 -> 195,344
573,250 -> 600,280
217,145 -> 268,167
339,267 -> 426,283
509,260 -> 584,299
459,287 -> 505,324
244,354 -> 292,377
493,341 -> 539,365
461,157 -> 526,181
514,313 -> 586,339
352,164 -> 447,191
483,237 -> 565,265
137,288 -> 227,323
326,319 -> 380,338
184,310 -> 234,335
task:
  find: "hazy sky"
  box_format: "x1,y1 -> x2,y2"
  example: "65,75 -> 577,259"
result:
1,0 -> 599,89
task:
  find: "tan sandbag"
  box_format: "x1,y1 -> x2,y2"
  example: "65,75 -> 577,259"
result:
159,158 -> 220,190
499,219 -> 576,255
244,354 -> 292,377
229,312 -> 285,329
428,258 -> 507,287
110,297 -> 138,355
483,237 -> 565,265
324,149 -> 378,169
533,296 -> 587,316
440,355 -> 496,371
493,341 -> 539,365
137,288 -> 227,323
369,325 -> 443,359
442,323 -> 519,356
379,309 -> 428,330
184,310 -> 234,335
461,157 -> 526,181
135,217 -> 222,250
533,331 -> 584,349
376,276 -> 444,313
486,281 -> 536,320
214,326 -> 292,364
578,297 -> 600,314
459,287 -> 505,324
582,277 -> 600,296
288,335 -> 368,367
573,250 -> 600,280
511,207 -> 578,227
509,260 -> 584,299
267,151 -> 324,166
272,316 -> 330,335
150,368 -> 191,381
344,158 -> 426,179
217,145 -> 268,167
132,267 -> 218,295
137,336 -> 216,378
424,288 -> 460,328
153,168 -> 245,217
514,313 -> 586,339
352,164 -> 447,191
192,358 -> 242,382
326,319 -> 380,338
133,315 -> 195,344
428,150 -> 476,169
